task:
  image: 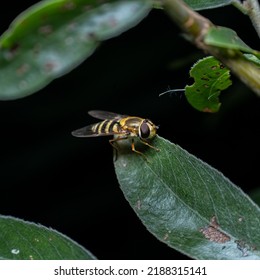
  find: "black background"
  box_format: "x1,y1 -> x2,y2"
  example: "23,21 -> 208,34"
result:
1,1 -> 259,259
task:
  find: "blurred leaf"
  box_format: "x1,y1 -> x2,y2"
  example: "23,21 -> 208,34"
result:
0,0 -> 152,100
204,26 -> 260,57
185,56 -> 232,112
0,215 -> 95,260
244,54 -> 260,66
114,136 -> 260,259
184,0 -> 232,10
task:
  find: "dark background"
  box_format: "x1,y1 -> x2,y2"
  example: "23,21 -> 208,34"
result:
1,1 -> 259,259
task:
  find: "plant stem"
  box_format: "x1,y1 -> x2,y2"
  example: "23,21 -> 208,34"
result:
161,0 -> 260,96
233,0 -> 260,37
245,0 -> 260,38
232,0 -> 248,14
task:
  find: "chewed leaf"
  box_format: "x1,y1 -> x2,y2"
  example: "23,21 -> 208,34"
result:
0,0 -> 151,100
185,56 -> 232,112
114,136 -> 260,259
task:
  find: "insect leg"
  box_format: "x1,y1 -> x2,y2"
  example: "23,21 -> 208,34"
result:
140,139 -> 160,151
131,139 -> 149,161
109,136 -> 129,160
109,136 -> 129,149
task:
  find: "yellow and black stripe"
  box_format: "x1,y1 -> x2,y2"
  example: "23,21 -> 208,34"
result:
92,120 -> 121,134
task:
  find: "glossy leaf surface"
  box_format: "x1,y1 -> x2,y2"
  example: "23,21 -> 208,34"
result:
0,216 -> 95,260
114,136 -> 260,259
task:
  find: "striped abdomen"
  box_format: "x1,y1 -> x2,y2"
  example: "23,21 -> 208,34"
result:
92,119 -> 121,134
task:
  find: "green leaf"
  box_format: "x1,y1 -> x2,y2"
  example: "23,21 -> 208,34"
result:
204,26 -> 260,57
185,56 -> 232,112
0,215 -> 95,260
184,0 -> 232,10
244,54 -> 260,66
114,136 -> 260,259
0,0 -> 151,100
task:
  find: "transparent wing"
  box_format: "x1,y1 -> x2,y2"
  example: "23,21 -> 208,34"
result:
88,110 -> 128,121
71,123 -> 120,137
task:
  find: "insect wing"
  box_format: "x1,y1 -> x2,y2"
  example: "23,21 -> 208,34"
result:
88,110 -> 128,121
71,123 -> 114,137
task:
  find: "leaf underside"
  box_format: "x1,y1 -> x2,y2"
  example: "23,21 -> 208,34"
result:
184,0 -> 232,10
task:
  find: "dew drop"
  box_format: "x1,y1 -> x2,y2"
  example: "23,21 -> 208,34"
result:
11,248 -> 20,255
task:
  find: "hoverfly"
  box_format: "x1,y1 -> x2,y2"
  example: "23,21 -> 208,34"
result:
72,110 -> 159,158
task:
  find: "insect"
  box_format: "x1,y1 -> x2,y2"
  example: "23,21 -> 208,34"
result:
72,110 -> 159,158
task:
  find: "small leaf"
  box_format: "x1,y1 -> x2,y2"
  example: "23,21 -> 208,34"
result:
204,26 -> 260,57
184,0 -> 232,10
0,215 -> 95,260
114,136 -> 260,259
185,56 -> 232,112
244,54 -> 260,66
0,0 -> 151,100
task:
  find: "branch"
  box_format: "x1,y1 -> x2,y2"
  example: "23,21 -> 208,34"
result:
244,0 -> 260,38
161,0 -> 260,96
232,0 -> 260,37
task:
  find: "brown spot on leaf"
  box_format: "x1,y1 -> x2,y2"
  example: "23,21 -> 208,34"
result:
38,25 -> 53,35
200,216 -> 231,243
45,61 -> 58,72
63,1 -> 76,10
4,43 -> 20,60
203,107 -> 214,113
107,17 -> 118,28
16,64 -> 30,75
9,43 -> 20,53
86,32 -> 97,41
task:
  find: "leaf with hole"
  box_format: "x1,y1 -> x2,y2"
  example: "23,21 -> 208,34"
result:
185,56 -> 232,112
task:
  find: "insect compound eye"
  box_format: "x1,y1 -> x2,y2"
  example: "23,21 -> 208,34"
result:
140,121 -> 150,139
